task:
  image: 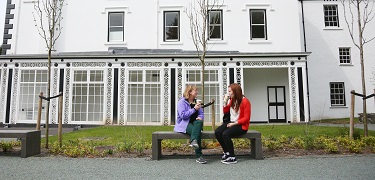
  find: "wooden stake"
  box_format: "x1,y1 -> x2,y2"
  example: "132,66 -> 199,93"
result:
58,92 -> 63,147
350,90 -> 355,139
36,92 -> 43,131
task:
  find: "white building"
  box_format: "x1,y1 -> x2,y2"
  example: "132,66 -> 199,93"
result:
1,0 -> 373,126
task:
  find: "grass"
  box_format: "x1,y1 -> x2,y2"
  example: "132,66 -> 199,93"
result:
45,124 -> 375,146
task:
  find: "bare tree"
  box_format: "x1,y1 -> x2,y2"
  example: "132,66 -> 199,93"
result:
33,0 -> 65,148
186,0 -> 222,130
341,0 -> 375,137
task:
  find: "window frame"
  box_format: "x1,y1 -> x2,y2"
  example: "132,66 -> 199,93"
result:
208,9 -> 223,40
339,47 -> 351,65
249,9 -> 267,40
163,11 -> 180,42
323,5 -> 340,27
329,82 -> 346,107
108,12 -> 125,42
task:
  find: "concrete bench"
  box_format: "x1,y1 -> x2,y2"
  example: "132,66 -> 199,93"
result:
0,130 -> 41,158
152,130 -> 263,160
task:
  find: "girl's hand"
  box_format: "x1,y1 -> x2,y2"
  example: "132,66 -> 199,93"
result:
227,123 -> 236,128
194,103 -> 201,110
196,117 -> 203,121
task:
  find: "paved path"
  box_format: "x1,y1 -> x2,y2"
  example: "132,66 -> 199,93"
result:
0,155 -> 374,180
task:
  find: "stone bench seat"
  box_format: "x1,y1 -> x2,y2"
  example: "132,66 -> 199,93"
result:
152,130 -> 263,160
0,130 -> 41,158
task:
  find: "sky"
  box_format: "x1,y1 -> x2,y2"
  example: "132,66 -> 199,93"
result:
0,0 -> 6,45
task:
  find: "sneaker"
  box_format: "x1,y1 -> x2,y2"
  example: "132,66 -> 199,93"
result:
189,139 -> 199,149
221,157 -> 237,164
221,152 -> 229,160
196,156 -> 207,164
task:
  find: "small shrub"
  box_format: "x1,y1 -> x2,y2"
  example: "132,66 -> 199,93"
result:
123,141 -> 135,153
0,141 -> 15,152
313,136 -> 327,149
49,141 -> 64,154
277,135 -> 289,144
361,136 -> 375,147
336,136 -> 350,147
161,140 -> 182,150
263,139 -> 282,151
205,140 -> 220,149
323,140 -> 339,153
347,140 -> 363,153
233,139 -> 250,149
133,141 -> 145,155
290,137 -> 304,149
303,135 -> 316,150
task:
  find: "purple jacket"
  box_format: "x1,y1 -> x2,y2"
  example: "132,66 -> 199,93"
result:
174,97 -> 204,133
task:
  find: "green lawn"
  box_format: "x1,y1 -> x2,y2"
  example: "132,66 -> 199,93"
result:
45,124 -> 375,146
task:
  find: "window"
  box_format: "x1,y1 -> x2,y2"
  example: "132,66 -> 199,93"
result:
72,70 -> 105,122
185,69 -> 220,123
19,70 -> 48,121
108,12 -> 124,42
208,10 -> 223,40
330,82 -> 346,106
127,70 -> 161,124
324,5 -> 339,27
164,11 -> 180,41
250,9 -> 267,40
339,48 -> 351,64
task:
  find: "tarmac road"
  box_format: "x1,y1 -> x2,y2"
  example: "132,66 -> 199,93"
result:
1,154 -> 374,180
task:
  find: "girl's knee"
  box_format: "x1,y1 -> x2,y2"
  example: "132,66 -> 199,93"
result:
194,120 -> 203,126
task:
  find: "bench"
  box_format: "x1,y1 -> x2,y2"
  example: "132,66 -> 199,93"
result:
152,130 -> 263,160
0,130 -> 41,158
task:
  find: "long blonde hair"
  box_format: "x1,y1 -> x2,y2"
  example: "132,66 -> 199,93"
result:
183,85 -> 197,99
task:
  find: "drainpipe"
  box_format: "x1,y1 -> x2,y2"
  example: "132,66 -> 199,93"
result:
13,0 -> 22,54
300,0 -> 311,122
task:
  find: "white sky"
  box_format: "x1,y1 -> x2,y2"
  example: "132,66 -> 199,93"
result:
1,0 -> 7,45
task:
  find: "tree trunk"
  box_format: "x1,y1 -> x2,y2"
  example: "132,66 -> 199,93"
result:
45,48 -> 51,148
356,1 -> 368,137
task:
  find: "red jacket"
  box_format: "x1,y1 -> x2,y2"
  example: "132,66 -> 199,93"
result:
223,97 -> 251,130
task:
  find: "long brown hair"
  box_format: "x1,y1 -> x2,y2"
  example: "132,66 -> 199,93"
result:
229,83 -> 243,112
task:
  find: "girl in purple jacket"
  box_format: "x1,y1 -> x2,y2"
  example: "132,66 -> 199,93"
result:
174,85 -> 206,164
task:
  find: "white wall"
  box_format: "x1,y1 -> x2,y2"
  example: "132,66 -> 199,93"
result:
303,1 -> 375,120
8,0 -> 303,54
0,0 -> 6,42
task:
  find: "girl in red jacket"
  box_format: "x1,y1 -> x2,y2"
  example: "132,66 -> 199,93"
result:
215,83 -> 251,164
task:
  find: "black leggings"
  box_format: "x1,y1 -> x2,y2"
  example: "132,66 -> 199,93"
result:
215,123 -> 247,157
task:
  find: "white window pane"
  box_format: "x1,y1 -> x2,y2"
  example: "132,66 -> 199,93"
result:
109,31 -> 123,41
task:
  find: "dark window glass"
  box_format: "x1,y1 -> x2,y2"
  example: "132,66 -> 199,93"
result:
164,11 -> 180,41
208,10 -> 223,40
250,9 -> 267,40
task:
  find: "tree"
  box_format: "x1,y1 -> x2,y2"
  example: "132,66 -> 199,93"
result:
341,0 -> 375,137
33,0 -> 65,148
186,0 -> 222,130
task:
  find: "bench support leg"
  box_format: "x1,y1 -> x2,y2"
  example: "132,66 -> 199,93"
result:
152,134 -> 162,160
21,131 -> 41,158
250,138 -> 263,160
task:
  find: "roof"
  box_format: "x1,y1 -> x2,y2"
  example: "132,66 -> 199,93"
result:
0,48 -> 311,60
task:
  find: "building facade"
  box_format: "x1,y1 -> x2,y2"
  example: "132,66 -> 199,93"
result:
1,0 -> 373,126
